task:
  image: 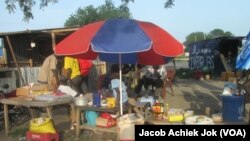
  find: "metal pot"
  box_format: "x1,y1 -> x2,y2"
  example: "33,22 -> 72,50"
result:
74,95 -> 88,106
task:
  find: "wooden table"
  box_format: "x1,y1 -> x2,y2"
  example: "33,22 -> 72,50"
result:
0,96 -> 75,135
146,119 -> 184,125
75,105 -> 131,137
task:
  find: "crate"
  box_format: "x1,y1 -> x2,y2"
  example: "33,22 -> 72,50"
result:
26,131 -> 59,141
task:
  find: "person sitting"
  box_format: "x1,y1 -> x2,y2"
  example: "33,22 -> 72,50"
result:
135,65 -> 164,99
110,64 -> 128,107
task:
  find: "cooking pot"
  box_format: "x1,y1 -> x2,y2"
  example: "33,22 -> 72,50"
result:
74,94 -> 88,106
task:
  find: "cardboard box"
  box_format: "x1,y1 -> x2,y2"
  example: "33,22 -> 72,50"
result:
16,86 -> 30,96
96,117 -> 116,128
31,84 -> 53,91
30,84 -> 53,95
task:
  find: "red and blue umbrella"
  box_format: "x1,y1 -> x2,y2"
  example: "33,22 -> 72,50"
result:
55,18 -> 184,65
55,18 -> 184,115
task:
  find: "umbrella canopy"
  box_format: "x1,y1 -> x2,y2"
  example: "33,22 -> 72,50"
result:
55,18 -> 184,115
236,31 -> 250,70
55,18 -> 184,65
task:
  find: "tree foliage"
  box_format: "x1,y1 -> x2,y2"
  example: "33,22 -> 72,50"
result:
184,29 -> 234,44
64,0 -> 131,27
5,0 -> 58,21
4,0 -> 174,21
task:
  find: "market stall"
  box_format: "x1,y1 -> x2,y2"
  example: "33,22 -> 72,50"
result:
0,91 -> 75,135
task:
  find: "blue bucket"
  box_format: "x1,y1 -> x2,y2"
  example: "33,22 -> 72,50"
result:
221,95 -> 245,122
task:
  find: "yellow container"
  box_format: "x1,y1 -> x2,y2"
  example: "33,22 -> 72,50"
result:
29,117 -> 56,134
168,114 -> 184,122
107,98 -> 116,108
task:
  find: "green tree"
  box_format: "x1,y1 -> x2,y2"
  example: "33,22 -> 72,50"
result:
64,0 -> 131,27
5,0 -> 174,21
64,6 -> 98,27
5,0 -> 58,21
208,29 -> 233,38
184,29 -> 234,44
184,32 -> 206,44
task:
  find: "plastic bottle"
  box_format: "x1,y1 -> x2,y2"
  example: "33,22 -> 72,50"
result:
153,100 -> 162,119
165,103 -> 169,116
93,92 -> 101,107
160,103 -> 164,114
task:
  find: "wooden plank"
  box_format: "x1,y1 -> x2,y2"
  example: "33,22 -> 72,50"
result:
79,124 -> 117,133
6,36 -> 26,85
0,97 -> 73,107
76,107 -> 81,137
220,53 -> 231,72
3,104 -> 9,135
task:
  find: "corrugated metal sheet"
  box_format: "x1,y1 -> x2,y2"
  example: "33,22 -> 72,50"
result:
19,67 -> 40,86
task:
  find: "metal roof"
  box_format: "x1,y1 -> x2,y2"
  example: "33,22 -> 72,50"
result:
0,26 -> 80,37
185,36 -> 244,46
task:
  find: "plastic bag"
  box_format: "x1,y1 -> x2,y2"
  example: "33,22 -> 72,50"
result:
29,117 -> 56,134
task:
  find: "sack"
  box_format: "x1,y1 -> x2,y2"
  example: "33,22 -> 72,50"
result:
29,117 -> 56,134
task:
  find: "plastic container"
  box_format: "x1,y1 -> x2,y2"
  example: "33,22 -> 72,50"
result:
140,96 -> 155,107
118,113 -> 144,141
85,111 -> 98,126
221,94 -> 245,122
26,131 -> 59,141
74,94 -> 88,106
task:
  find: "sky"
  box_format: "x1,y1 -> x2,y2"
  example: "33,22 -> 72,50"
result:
0,0 -> 249,42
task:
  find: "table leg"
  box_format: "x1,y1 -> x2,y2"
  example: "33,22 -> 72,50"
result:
70,103 -> 76,125
28,107 -> 36,118
76,107 -> 80,137
46,106 -> 53,119
3,104 -> 9,135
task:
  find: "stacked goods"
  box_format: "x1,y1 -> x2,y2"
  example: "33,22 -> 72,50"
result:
30,84 -> 53,95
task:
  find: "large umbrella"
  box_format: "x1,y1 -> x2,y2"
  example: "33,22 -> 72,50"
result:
236,31 -> 250,70
55,18 -> 184,115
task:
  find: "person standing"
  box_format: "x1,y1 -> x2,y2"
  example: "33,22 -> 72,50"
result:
37,54 -> 58,91
78,58 -> 93,94
64,56 -> 81,95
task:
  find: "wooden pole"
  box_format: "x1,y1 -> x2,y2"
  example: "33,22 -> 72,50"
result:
173,58 -> 176,70
6,36 -> 26,86
51,32 -> 56,50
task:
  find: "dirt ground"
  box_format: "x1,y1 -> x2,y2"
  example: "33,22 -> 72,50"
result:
0,78 -> 249,141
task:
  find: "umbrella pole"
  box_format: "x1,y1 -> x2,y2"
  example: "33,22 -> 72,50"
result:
119,54 -> 123,115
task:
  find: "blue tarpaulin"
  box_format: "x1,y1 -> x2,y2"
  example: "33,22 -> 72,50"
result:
236,32 -> 250,70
